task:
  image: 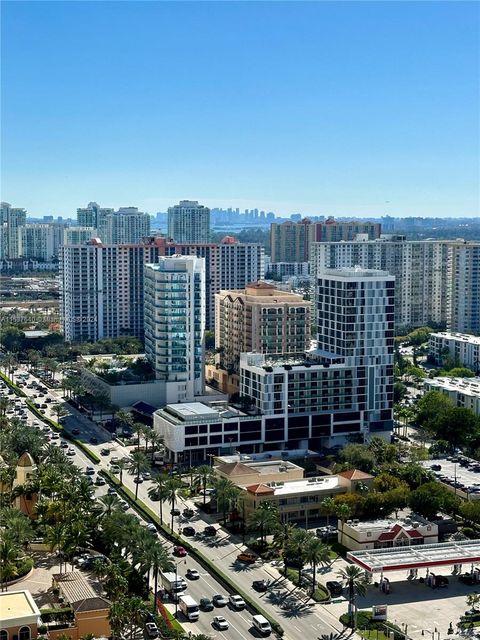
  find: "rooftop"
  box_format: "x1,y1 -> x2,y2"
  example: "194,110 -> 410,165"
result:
215,459 -> 302,478
338,469 -> 374,481
157,402 -> 248,425
348,539 -> 480,573
244,475 -> 342,497
322,267 -> 393,279
430,332 -> 480,345
0,590 -> 41,622
52,571 -> 100,604
426,377 -> 480,396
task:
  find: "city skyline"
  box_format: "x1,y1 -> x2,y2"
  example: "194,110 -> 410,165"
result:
2,1 -> 479,219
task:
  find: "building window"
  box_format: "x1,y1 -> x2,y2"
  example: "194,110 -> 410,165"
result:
19,627 -> 30,640
1,630 -> 8,640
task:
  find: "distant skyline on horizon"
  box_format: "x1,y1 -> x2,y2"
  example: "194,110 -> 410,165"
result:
2,1 -> 479,219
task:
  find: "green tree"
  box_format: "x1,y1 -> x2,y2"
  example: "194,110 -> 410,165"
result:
320,497 -> 336,529
148,473 -> 170,525
304,537 -> 330,593
334,503 -> 352,545
409,482 -> 460,519
337,564 -> 368,629
285,528 -> 309,584
193,464 -> 214,506
165,476 -> 183,532
127,451 -> 150,499
214,477 -> 240,525
248,503 -> 280,546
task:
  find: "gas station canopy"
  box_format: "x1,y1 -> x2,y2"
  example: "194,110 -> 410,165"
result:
347,539 -> 480,573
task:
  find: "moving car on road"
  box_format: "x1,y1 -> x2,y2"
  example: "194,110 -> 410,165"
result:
213,616 -> 229,630
229,594 -> 246,610
212,594 -> 228,607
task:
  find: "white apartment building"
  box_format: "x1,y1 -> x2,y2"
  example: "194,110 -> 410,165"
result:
19,224 -> 63,260
424,377 -> 480,416
60,239 -> 166,342
168,200 -> 210,243
312,238 -> 479,333
0,202 -> 27,259
429,332 -> 480,372
76,203 -> 150,244
341,515 -> 438,551
144,256 -> 205,403
266,262 -> 310,279
64,226 -> 96,245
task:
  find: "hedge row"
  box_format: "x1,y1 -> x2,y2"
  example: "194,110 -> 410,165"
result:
40,607 -> 74,623
0,372 -> 101,465
101,470 -> 285,637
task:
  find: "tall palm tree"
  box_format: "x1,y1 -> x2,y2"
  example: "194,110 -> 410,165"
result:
52,403 -> 69,424
336,565 -> 368,629
133,422 -> 144,451
116,458 -> 128,485
148,473 -> 170,525
149,431 -> 164,463
193,464 -> 213,505
248,503 -> 280,546
0,397 -> 12,417
128,451 -> 150,499
44,522 -> 66,574
320,496 -> 336,529
147,540 -> 173,610
165,477 -> 183,532
0,535 -> 20,591
304,537 -> 330,593
285,527 -> 309,584
335,503 -> 352,546
214,477 -> 240,525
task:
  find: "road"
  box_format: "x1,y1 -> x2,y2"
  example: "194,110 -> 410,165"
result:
9,368 -> 344,639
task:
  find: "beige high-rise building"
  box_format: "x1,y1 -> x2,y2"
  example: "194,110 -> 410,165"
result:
214,282 -> 311,379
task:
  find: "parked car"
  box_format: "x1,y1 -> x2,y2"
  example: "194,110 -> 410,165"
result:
133,476 -> 143,484
67,447 -> 75,456
60,441 -> 68,448
145,622 -> 159,638
183,508 -> 194,518
173,546 -> 187,557
252,580 -> 269,592
146,523 -> 157,535
89,436 -> 98,444
95,476 -> 106,486
170,508 -> 181,516
85,467 -> 95,475
237,552 -> 258,564
100,448 -> 110,456
182,526 -> 196,537
204,526 -> 217,537
326,581 -> 344,596
459,573 -> 477,585
142,472 -> 151,480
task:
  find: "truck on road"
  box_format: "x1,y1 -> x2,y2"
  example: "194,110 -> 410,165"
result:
160,571 -> 187,599
178,595 -> 200,621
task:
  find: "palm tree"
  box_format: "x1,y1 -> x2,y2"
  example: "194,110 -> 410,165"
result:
285,528 -> 309,584
193,464 -> 213,505
149,431 -> 164,463
116,458 -> 128,485
45,522 -> 66,573
127,451 -> 150,499
52,403 -> 69,424
320,496 -> 336,529
133,422 -> 144,450
0,397 -> 12,417
99,493 -> 122,518
147,540 -> 173,610
337,564 -> 368,629
0,535 -> 20,591
214,477 -> 240,525
248,503 -> 280,547
148,473 -> 170,525
304,537 -> 330,594
165,477 -> 183,531
116,410 -> 133,433
335,503 -> 352,546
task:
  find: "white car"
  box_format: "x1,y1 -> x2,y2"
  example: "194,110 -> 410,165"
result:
228,594 -> 246,610
213,616 -> 229,630
67,447 -> 75,456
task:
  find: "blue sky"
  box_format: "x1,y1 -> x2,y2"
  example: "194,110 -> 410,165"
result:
1,1 -> 479,218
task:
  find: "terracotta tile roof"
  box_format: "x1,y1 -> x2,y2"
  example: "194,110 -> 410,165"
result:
246,483 -> 275,496
72,596 -> 111,613
338,469 -> 373,480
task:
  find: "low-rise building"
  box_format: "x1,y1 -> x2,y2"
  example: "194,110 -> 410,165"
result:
50,571 -> 111,640
340,514 -> 438,551
0,590 -> 41,640
429,332 -> 480,372
424,377 -> 480,416
214,459 -> 305,487
240,470 -> 373,522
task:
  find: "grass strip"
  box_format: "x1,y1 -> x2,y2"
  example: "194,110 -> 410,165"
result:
101,470 -> 284,637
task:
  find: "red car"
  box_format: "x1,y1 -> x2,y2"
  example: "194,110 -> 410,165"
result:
173,545 -> 187,557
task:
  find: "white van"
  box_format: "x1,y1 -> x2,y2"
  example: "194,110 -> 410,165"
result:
252,614 -> 272,636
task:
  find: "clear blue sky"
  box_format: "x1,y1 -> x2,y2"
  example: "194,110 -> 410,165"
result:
1,1 -> 479,218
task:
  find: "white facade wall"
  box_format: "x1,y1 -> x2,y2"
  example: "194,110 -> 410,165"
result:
168,200 -> 210,243
429,332 -> 480,371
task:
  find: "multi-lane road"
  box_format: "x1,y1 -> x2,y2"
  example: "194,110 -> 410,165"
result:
6,368 -> 344,640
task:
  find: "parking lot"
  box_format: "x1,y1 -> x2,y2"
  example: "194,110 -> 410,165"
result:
422,457 -> 480,499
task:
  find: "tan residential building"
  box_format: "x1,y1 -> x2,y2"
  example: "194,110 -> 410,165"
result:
214,459 -> 305,487
214,282 -> 310,382
340,515 -> 438,551
0,590 -> 41,640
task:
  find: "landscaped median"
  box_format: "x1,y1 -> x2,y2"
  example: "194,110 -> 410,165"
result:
0,371 -> 100,465
100,469 -> 285,637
